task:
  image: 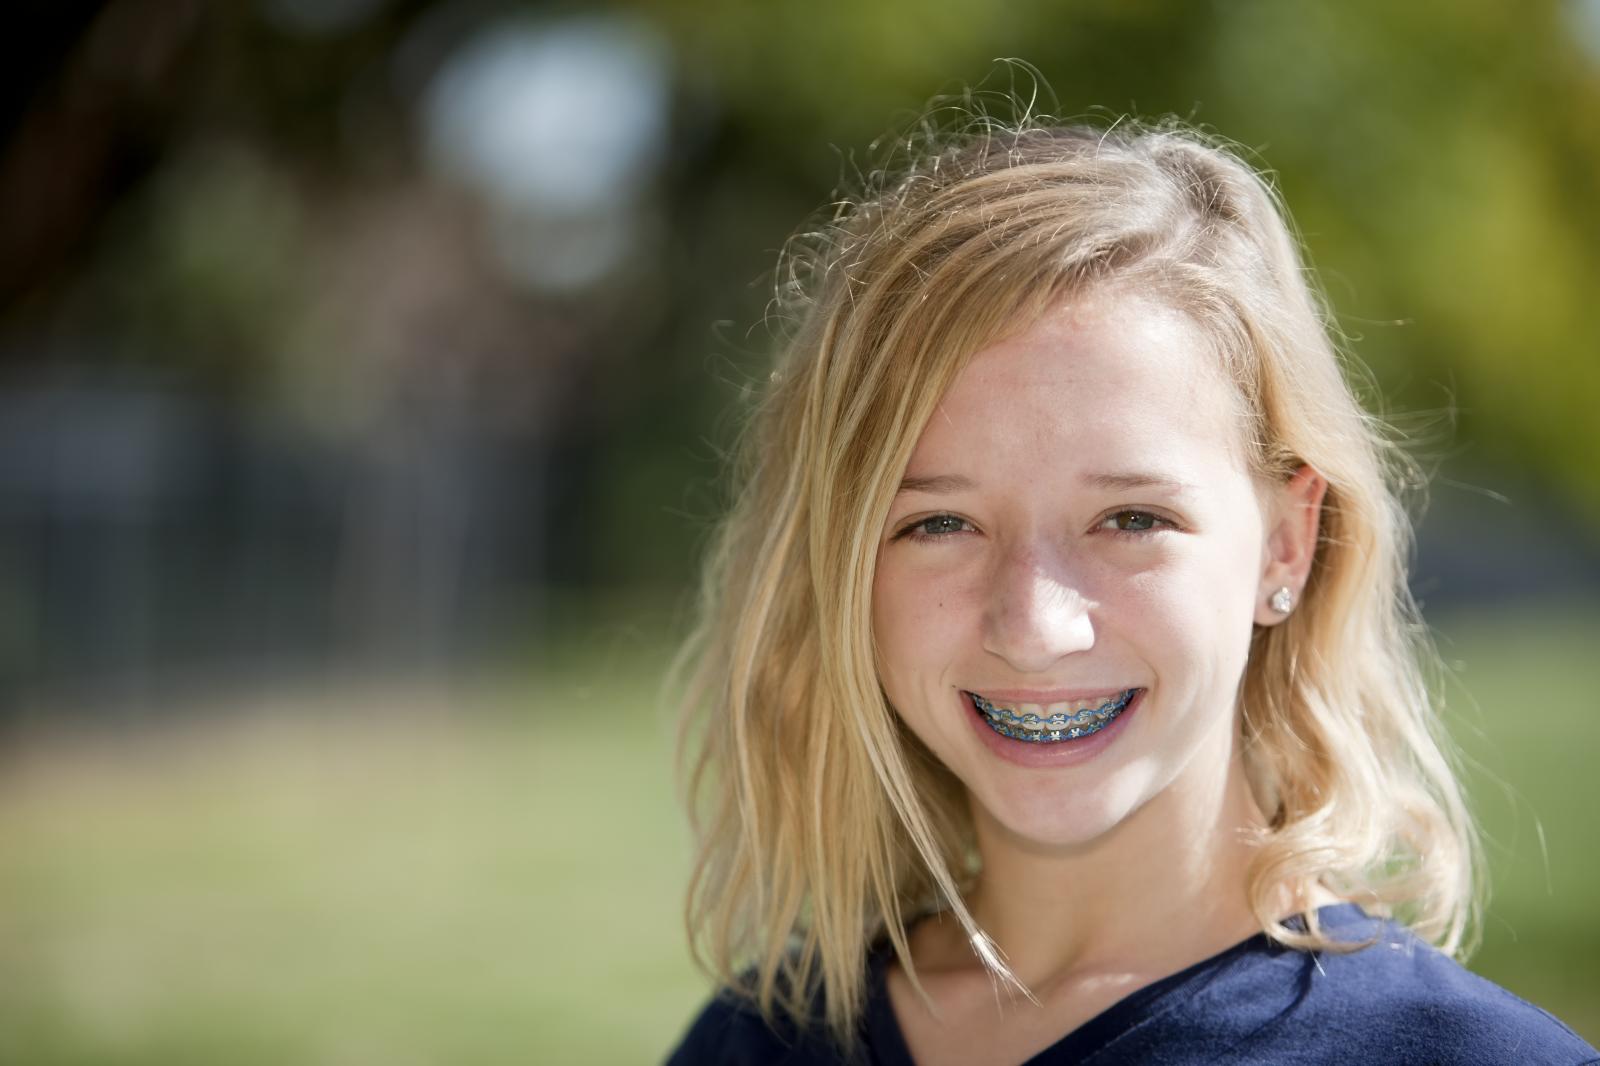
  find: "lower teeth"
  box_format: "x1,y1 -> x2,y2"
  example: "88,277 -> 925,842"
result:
987,719 -> 1111,742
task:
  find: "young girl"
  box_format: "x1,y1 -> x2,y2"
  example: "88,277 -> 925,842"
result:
665,115 -> 1597,1064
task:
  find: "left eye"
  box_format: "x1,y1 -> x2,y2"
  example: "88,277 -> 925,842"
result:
1102,510 -> 1164,533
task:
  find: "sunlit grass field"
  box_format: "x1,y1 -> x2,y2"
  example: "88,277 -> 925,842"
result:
1,607 -> 1595,1063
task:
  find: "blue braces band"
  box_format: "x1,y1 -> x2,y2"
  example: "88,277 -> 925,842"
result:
970,689 -> 1135,743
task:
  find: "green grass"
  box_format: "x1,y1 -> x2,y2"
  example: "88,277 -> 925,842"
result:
0,608 -> 1595,1063
0,656 -> 706,1066
1432,607 -> 1600,1039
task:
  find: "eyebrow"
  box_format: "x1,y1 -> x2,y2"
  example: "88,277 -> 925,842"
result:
895,471 -> 1197,495
1083,471 -> 1198,495
895,473 -> 978,495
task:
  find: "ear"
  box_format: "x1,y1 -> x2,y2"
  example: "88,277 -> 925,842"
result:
1255,464 -> 1327,626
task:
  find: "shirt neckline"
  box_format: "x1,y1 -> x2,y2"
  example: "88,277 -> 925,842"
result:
864,901 -> 1379,1066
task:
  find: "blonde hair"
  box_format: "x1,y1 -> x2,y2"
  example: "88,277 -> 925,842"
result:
674,109 -> 1481,1052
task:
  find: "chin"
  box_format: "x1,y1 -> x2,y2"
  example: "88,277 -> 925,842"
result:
975,785 -> 1139,851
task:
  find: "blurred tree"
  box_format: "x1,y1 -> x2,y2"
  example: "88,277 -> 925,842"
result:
630,0 -> 1600,535
0,0 -> 1595,613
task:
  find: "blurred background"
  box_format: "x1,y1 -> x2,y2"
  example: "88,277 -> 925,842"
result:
0,0 -> 1597,1062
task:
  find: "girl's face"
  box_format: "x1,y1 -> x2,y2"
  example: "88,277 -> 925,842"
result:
872,292 -> 1310,848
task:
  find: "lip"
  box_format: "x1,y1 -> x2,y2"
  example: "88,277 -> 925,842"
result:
969,687 -> 1133,705
962,687 -> 1144,768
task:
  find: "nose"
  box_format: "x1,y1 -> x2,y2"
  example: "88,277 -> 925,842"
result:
981,543 -> 1096,673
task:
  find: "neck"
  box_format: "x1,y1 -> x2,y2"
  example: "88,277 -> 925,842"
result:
959,722 -> 1296,992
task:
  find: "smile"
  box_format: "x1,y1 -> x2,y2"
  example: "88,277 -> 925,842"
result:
966,689 -> 1138,743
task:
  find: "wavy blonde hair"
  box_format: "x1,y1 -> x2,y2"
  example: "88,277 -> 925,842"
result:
674,110 -> 1481,1052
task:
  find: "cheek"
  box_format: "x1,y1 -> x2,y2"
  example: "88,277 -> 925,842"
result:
870,567 -> 917,693
871,562 -> 969,697
1111,540 -> 1260,646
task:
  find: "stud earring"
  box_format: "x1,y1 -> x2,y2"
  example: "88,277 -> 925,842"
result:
1269,587 -> 1294,615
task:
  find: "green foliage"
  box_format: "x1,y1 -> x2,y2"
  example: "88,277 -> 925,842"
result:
619,0 -> 1600,569
14,0 -> 1600,581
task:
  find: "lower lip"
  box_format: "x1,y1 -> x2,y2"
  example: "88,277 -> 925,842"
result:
963,688 -> 1144,768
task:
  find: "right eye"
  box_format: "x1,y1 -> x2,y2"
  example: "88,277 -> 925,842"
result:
897,514 -> 974,542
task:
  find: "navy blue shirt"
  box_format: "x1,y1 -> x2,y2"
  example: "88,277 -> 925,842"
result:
666,904 -> 1598,1064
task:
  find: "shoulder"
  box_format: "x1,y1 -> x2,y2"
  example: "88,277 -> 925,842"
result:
1321,930 -> 1594,1064
663,989 -> 846,1066
1231,906 -> 1598,1065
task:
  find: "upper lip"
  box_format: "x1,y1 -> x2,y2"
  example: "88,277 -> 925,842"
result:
965,687 -> 1138,703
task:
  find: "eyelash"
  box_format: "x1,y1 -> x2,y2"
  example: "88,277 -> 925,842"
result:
896,514 -> 976,543
895,510 -> 1175,544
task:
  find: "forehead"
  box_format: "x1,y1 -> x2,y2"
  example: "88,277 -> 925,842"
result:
908,293 -> 1251,481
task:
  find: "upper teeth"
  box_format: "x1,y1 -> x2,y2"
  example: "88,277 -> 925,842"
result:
971,690 -> 1132,731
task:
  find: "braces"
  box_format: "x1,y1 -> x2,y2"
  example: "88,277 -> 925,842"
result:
970,689 -> 1135,743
